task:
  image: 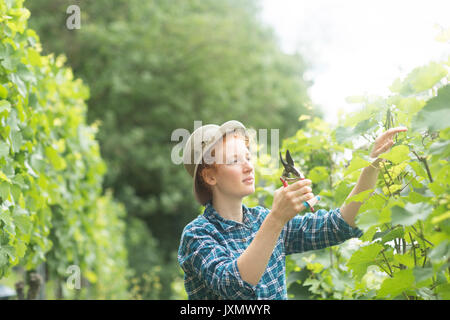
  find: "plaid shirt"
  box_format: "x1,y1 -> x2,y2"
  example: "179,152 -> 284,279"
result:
178,201 -> 363,300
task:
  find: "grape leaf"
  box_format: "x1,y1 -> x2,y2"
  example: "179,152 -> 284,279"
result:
346,243 -> 383,281
0,85 -> 8,99
344,156 -> 371,177
0,100 -> 11,113
411,84 -> 450,132
377,269 -> 414,298
378,145 -> 410,164
391,202 -> 433,226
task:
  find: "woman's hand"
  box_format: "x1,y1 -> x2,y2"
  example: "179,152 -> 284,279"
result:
270,179 -> 314,226
370,126 -> 408,159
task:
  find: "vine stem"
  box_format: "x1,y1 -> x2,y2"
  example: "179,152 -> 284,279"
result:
397,175 -> 417,194
382,161 -> 394,185
381,250 -> 393,277
380,165 -> 392,197
409,232 -> 417,267
411,150 -> 433,183
377,263 -> 391,277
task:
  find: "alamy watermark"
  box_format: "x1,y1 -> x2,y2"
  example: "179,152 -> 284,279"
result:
171,121 -> 280,175
66,264 -> 81,290
66,5 -> 81,30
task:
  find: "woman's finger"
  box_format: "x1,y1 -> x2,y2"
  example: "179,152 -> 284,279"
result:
384,127 -> 408,138
288,179 -> 311,191
303,193 -> 315,201
290,186 -> 312,199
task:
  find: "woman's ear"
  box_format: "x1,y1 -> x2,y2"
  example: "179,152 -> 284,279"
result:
202,167 -> 216,186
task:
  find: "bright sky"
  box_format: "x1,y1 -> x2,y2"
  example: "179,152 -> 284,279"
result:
260,0 -> 450,126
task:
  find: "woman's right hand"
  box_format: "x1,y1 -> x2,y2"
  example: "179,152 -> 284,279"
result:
270,179 -> 315,226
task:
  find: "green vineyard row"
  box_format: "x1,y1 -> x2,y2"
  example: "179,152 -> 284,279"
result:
0,0 -> 129,298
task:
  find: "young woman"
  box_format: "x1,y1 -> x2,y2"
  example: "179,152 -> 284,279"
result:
178,120 -> 407,299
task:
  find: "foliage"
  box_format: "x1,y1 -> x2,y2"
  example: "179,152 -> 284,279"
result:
0,0 -> 129,298
247,57 -> 450,299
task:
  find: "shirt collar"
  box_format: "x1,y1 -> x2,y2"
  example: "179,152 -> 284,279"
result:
203,201 -> 252,231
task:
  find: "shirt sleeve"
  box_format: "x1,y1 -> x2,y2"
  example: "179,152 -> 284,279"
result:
283,207 -> 363,255
178,224 -> 258,299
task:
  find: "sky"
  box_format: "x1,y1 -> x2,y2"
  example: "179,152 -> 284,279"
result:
260,0 -> 450,126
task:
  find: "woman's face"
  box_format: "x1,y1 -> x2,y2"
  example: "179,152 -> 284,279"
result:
206,135 -> 255,200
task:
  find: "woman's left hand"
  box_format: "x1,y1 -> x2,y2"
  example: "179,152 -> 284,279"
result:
370,126 -> 408,158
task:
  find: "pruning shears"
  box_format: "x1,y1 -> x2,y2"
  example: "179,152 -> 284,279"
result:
279,149 -> 320,212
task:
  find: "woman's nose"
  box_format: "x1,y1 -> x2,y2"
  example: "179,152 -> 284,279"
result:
243,159 -> 253,170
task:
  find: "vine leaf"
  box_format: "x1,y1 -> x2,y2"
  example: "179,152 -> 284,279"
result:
377,269 -> 414,298
346,243 -> 384,281
378,145 -> 410,164
391,202 -> 433,226
411,84 -> 450,132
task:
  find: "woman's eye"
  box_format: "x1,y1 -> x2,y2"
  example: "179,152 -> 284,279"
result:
227,157 -> 251,165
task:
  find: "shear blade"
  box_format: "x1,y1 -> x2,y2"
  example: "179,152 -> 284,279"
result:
286,150 -> 295,166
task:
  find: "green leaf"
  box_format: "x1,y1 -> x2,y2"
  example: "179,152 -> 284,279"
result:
10,130 -> 23,153
429,139 -> 450,158
428,180 -> 446,197
45,146 -> 67,171
392,61 -> 448,95
393,254 -> 414,268
378,145 -> 410,164
396,97 -> 426,115
344,155 -> 371,177
0,181 -> 10,200
405,191 -> 432,204
391,202 -> 433,226
355,208 -> 380,230
381,227 -> 404,244
0,171 -> 12,183
411,84 -> 450,132
334,126 -> 357,144
410,62 -> 448,92
9,74 -> 27,98
0,99 -> 11,113
27,48 -> 42,67
428,240 -> 449,264
0,85 -> 8,99
13,211 -> 32,235
343,107 -> 375,127
354,193 -> 386,231
435,283 -> 450,300
413,267 -> 433,287
308,166 -> 328,183
416,287 -> 436,300
0,250 -> 7,268
431,211 -> 450,224
377,269 -> 414,298
0,209 -> 15,236
407,162 -> 428,180
344,188 -> 375,205
346,243 -> 384,281
0,141 -> 9,159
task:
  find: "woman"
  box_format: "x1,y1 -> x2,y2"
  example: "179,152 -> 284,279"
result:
178,120 -> 407,299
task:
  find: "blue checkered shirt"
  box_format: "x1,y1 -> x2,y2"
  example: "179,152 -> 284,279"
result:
178,201 -> 363,300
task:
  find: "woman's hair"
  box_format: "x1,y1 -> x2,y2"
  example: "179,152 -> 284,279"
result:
196,129 -> 250,201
